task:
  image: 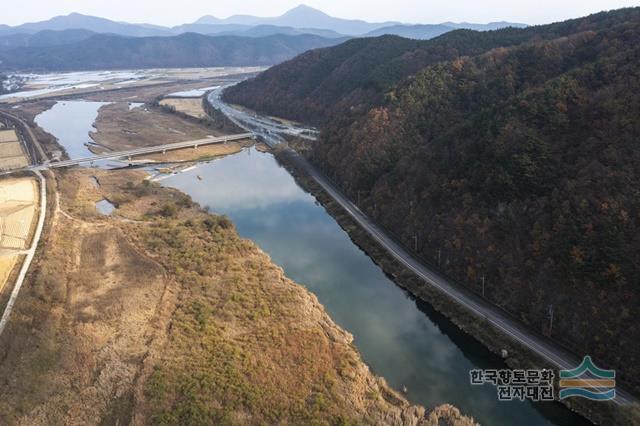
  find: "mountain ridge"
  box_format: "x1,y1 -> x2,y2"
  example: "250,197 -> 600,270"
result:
223,7 -> 640,393
0,32 -> 348,71
0,5 -> 526,39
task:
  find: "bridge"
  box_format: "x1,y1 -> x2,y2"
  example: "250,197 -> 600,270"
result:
0,133 -> 255,174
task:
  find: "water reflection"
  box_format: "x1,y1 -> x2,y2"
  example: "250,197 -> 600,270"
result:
160,147 -> 590,426
35,100 -> 109,159
96,199 -> 115,215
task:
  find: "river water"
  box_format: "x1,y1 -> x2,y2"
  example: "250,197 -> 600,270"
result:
34,98 -> 590,425
157,147 -> 590,426
34,100 -> 109,159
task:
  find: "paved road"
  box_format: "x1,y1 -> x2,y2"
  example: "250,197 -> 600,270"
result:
0,170 -> 47,337
209,85 -> 638,407
1,133 -> 254,174
208,88 -> 318,146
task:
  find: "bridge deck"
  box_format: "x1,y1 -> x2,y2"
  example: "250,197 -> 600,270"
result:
1,133 -> 254,174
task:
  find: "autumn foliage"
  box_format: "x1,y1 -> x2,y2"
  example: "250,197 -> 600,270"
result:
227,8 -> 640,391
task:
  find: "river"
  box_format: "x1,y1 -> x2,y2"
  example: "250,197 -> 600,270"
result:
34,100 -> 109,159
35,100 -> 590,426
157,147 -> 590,426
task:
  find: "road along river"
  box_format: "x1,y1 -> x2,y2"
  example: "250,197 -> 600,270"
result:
156,147 -> 590,426
31,95 -> 590,425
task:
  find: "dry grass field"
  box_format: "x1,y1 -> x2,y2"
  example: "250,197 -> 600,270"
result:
0,177 -> 37,296
0,256 -> 17,295
0,130 -> 19,143
159,98 -> 206,119
0,130 -> 29,170
136,140 -> 252,163
0,178 -> 37,249
0,168 -> 476,426
90,101 -> 253,163
90,102 -> 214,152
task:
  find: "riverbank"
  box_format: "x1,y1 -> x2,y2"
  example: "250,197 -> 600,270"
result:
273,147 -> 640,426
0,165 -> 477,425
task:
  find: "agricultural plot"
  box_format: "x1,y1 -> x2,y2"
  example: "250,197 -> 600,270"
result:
0,130 -> 19,143
0,130 -> 29,170
0,255 -> 17,295
0,178 -> 37,249
0,178 -> 37,294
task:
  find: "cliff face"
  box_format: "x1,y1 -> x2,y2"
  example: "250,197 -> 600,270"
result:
0,168 -> 476,426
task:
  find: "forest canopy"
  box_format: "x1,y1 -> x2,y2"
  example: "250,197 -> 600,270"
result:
226,7 -> 640,392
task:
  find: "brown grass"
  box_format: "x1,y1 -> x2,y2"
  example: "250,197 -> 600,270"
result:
135,140 -> 252,163
159,98 -> 206,119
0,130 -> 19,143
90,103 -> 216,152
0,168 -> 476,426
0,131 -> 29,170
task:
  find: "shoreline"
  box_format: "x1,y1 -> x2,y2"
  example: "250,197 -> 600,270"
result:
272,147 -> 638,426
0,96 -> 476,423
0,163 -> 477,424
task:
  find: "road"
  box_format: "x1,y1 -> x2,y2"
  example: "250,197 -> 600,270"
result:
208,88 -> 318,146
208,85 -> 638,407
1,133 -> 254,174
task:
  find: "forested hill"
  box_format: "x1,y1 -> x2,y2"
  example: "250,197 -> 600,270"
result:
0,33 -> 347,71
223,8 -> 640,126
226,7 -> 640,392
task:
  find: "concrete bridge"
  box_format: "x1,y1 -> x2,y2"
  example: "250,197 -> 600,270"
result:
1,133 -> 255,174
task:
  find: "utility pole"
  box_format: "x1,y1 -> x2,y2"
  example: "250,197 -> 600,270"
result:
437,249 -> 441,267
357,190 -> 361,205
481,275 -> 485,297
413,234 -> 418,252
548,304 -> 554,334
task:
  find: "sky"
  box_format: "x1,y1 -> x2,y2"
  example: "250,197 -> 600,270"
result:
2,0 -> 638,27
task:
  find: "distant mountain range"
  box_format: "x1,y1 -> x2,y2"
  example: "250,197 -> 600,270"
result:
0,33 -> 347,71
0,29 -> 96,50
0,13 -> 170,37
0,5 -> 527,71
193,5 -> 399,36
0,5 -> 526,40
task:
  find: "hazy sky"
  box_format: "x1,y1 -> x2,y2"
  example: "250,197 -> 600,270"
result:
2,0 -> 638,26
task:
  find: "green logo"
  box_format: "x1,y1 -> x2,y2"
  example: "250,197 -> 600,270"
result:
559,356 -> 615,401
